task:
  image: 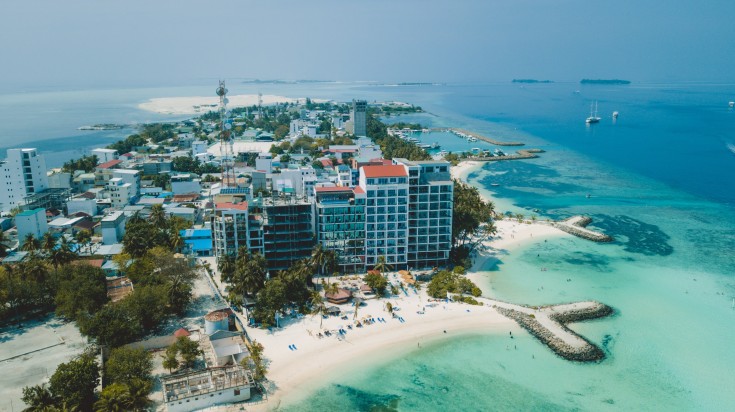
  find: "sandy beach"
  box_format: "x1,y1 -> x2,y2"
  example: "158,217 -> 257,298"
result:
138,94 -> 298,115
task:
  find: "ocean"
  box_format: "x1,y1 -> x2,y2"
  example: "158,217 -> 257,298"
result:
1,82 -> 734,411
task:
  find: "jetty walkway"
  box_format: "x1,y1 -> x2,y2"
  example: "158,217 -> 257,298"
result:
487,299 -> 614,362
473,148 -> 545,162
435,128 -> 526,146
553,216 -> 613,242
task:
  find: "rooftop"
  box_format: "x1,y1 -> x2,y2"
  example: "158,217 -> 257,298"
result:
362,165 -> 408,178
97,159 -> 123,169
216,202 -> 248,211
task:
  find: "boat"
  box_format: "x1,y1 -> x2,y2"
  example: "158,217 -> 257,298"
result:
586,101 -> 601,124
468,136 -> 478,142
419,144 -> 432,149
730,101 -> 734,108
612,111 -> 619,119
490,183 -> 500,187
494,149 -> 505,156
431,142 -> 440,149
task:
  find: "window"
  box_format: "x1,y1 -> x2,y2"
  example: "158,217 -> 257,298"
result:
234,389 -> 241,396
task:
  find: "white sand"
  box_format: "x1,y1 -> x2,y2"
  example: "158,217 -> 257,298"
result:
138,94 -> 298,115
246,283 -> 517,410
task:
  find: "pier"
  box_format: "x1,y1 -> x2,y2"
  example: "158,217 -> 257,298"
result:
492,300 -> 614,362
434,128 -> 526,146
472,148 -> 545,162
553,216 -> 613,242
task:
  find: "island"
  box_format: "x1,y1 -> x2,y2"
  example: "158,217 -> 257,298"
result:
580,79 -> 631,85
512,79 -> 553,84
77,123 -> 126,131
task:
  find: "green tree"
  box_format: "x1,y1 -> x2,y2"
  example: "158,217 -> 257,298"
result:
162,345 -> 179,373
105,347 -> 153,388
48,350 -> 99,411
41,232 -> 57,252
241,340 -> 267,381
94,383 -> 132,412
175,336 -> 202,369
427,270 -> 482,299
62,154 -> 99,173
79,304 -> 143,347
217,253 -> 236,283
21,233 -> 41,252
364,272 -> 388,296
229,250 -> 267,299
21,384 -> 59,411
372,255 -> 392,275
310,290 -> 327,328
451,180 -> 496,264
55,264 -> 108,321
310,244 -> 337,277
0,229 -> 11,258
121,285 -> 168,331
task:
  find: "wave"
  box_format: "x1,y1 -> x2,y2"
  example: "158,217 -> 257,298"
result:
727,142 -> 735,155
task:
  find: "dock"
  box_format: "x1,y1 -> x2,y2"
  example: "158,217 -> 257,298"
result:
492,300 -> 614,362
553,216 -> 613,242
434,128 -> 526,146
472,148 -> 545,162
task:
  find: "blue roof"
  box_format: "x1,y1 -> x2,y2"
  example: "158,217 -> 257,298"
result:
185,238 -> 213,252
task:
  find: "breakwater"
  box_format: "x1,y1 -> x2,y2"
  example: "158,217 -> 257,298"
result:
553,216 -> 613,242
494,301 -> 614,362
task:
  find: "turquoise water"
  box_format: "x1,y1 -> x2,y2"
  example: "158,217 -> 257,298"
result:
286,83 -> 735,411
1,82 -> 734,410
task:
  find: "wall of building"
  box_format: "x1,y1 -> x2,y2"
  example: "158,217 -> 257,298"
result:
165,386 -> 251,412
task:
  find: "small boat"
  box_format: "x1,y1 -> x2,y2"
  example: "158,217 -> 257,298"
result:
494,149 -> 505,156
431,142 -> 440,149
612,111 -> 619,119
419,144 -> 432,149
730,101 -> 734,108
468,136 -> 478,142
490,183 -> 500,187
586,101 -> 601,124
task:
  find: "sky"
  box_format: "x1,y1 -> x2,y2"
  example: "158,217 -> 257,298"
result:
1,0 -> 734,91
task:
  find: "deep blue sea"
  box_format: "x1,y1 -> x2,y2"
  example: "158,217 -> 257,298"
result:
1,82 -> 734,411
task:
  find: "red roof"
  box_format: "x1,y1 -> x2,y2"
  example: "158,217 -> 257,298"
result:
173,328 -> 191,338
97,159 -> 122,169
362,165 -> 407,178
353,186 -> 365,194
315,186 -> 352,193
121,153 -> 133,158
216,202 -> 248,211
72,259 -> 104,268
320,159 -> 334,168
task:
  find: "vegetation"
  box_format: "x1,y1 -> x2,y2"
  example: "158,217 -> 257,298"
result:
122,206 -> 189,258
427,267 -> 482,299
251,260 -> 312,327
47,350 -> 100,411
366,110 -> 431,161
107,134 -> 147,154
104,347 -> 153,405
223,247 -> 268,306
451,180 -> 496,267
171,155 -> 220,174
364,271 -> 388,296
62,154 -> 99,173
55,264 -> 108,320
241,340 -> 267,381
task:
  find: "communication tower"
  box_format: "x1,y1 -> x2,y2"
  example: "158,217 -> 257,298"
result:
258,92 -> 263,119
216,80 -> 236,188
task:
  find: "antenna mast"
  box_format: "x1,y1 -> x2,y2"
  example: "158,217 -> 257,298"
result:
217,80 -> 236,188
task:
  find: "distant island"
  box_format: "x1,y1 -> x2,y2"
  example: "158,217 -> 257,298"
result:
580,79 -> 631,85
512,79 -> 553,84
78,124 -> 126,131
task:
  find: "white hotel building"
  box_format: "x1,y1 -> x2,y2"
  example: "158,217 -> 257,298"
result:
0,148 -> 49,213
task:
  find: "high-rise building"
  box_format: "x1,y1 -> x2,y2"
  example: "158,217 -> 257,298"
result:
0,148 -> 49,213
315,186 -> 366,273
393,159 -> 453,269
359,165 -> 409,269
351,100 -> 367,137
211,202 -> 250,258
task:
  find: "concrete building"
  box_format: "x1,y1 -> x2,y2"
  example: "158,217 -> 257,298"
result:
191,140 -> 209,157
255,152 -> 273,173
359,165 -> 409,269
394,159 -> 453,269
101,211 -> 126,245
211,202 -> 249,258
351,99 -> 367,137
170,174 -> 201,195
91,148 -> 118,164
107,178 -> 133,208
0,148 -> 49,213
72,172 -> 96,193
66,197 -> 98,217
112,169 -> 141,197
248,194 -> 314,272
142,160 -> 172,176
180,228 -> 213,256
161,365 -> 254,412
16,208 -> 48,245
314,186 -> 366,273
47,171 -> 72,189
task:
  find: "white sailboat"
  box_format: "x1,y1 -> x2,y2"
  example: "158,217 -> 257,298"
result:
586,101 -> 601,124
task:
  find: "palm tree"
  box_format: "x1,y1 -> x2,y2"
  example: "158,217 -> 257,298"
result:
149,204 -> 166,228
21,233 -> 40,252
218,253 -> 236,283
169,232 -> 184,252
162,345 -> 179,373
94,384 -> 133,412
41,232 -> 56,252
321,279 -> 339,296
20,384 -> 58,411
310,244 -> 328,276
74,230 -> 92,255
310,290 -> 327,328
373,255 -> 393,275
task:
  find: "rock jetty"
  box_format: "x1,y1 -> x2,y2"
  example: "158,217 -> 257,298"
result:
553,216 -> 613,242
494,301 -> 614,362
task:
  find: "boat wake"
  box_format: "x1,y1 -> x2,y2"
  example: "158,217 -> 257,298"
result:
727,142 -> 735,155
